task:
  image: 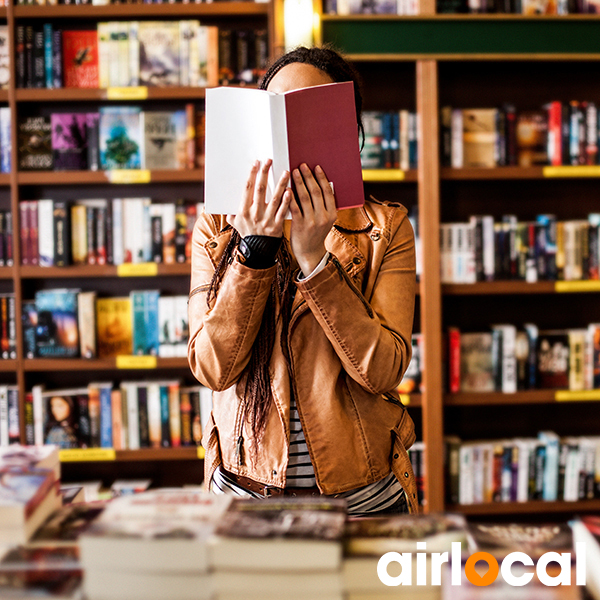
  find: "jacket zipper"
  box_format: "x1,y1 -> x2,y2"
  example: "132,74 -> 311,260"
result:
331,256 -> 374,318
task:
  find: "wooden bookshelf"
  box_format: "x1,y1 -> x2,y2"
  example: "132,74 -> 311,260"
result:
320,12 -> 600,516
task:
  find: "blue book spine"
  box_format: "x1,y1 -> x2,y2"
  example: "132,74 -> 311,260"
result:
0,107 -> 11,174
159,385 -> 171,447
144,290 -> 160,356
100,386 -> 113,448
43,23 -> 53,89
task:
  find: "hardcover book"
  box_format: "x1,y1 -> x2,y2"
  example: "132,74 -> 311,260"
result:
142,111 -> 180,170
460,331 -> 495,392
96,297 -> 133,358
51,112 -> 89,171
99,106 -> 142,170
34,288 -> 80,358
0,25 -> 9,90
62,29 -> 99,88
204,81 -> 365,215
138,21 -> 180,87
17,116 -> 53,171
536,329 -> 570,389
462,108 -> 498,168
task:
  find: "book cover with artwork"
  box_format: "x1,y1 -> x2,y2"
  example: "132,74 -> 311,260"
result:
99,106 -> 142,170
460,331 -> 494,392
34,288 -> 80,358
516,110 -> 548,167
17,116 -> 53,171
95,296 -> 132,358
130,290 -> 160,356
142,111 -> 179,170
51,112 -> 89,171
138,21 -> 180,87
536,329 -> 570,389
62,29 -> 99,88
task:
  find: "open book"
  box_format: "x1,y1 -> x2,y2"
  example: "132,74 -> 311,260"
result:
204,81 -> 364,215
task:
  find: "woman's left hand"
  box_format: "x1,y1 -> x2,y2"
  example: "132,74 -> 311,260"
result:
289,163 -> 338,277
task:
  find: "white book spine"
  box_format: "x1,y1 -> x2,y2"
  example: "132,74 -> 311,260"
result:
0,386 -> 8,446
112,198 -> 124,265
32,384 -> 45,445
128,21 -> 139,87
451,109 -> 464,169
125,382 -> 140,450
37,199 -> 54,267
458,444 -> 473,505
146,382 -> 162,448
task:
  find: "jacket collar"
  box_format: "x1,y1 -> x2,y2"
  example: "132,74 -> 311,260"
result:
333,204 -> 373,233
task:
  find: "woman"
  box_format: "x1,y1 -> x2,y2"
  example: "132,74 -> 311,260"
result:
188,46 -> 418,515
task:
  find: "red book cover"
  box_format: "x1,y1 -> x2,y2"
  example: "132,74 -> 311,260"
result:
62,30 -> 99,89
546,100 -> 562,166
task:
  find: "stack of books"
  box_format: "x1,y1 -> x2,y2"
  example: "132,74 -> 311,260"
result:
79,488 -> 232,600
0,444 -> 62,546
209,496 -> 347,600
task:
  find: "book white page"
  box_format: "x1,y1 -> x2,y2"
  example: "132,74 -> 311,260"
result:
204,87 -> 285,215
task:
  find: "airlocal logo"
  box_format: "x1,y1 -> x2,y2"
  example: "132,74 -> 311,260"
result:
377,542 -> 586,587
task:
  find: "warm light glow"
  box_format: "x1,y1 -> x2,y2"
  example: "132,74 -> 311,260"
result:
284,0 -> 314,50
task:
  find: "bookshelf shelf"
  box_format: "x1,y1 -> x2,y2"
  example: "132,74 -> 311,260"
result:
23,357 -> 190,372
13,2 -> 270,19
0,174 -> 9,185
441,166 -> 600,179
445,390 -> 564,406
442,281 -> 557,295
17,169 -> 204,185
19,263 -> 190,279
449,498 -> 600,516
0,360 -> 17,372
362,169 -> 417,182
0,267 -> 13,279
16,87 -> 212,102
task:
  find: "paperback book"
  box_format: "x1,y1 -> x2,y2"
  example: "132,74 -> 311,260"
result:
204,81 -> 365,215
51,113 -> 90,171
17,116 -> 53,171
99,106 -> 143,170
62,29 -> 99,88
96,296 -> 133,358
138,21 -> 180,87
34,289 -> 80,358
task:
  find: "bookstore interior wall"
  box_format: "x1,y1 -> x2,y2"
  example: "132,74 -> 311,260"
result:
2,0 -> 600,518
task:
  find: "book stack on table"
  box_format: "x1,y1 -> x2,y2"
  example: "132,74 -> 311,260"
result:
209,496 -> 347,600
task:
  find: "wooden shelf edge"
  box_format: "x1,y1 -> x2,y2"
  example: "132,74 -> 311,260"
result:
449,498 -> 600,515
19,263 -> 190,279
322,13 -> 600,21
442,281 -> 557,294
445,389 -> 600,405
17,169 -> 204,185
23,357 -> 190,371
14,2 -> 269,18
115,447 -> 203,461
16,87 -> 209,101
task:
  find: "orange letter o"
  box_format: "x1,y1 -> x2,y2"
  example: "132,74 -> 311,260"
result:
464,552 -> 499,586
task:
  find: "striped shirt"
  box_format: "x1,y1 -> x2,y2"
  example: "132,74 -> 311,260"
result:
210,393 -> 408,516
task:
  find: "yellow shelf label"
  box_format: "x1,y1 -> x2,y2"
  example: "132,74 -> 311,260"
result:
60,448 -> 116,462
555,390 -> 600,402
555,280 -> 600,293
117,262 -> 158,277
362,169 -> 406,182
108,169 -> 151,184
399,394 -> 410,406
116,355 -> 158,369
107,86 -> 148,100
197,447 -> 205,459
543,166 -> 600,178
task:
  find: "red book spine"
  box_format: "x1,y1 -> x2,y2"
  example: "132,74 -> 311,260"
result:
448,326 -> 461,394
547,101 -> 563,166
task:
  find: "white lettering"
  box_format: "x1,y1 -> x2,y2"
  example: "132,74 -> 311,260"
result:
377,552 -> 412,586
501,552 -> 534,586
536,552 -> 571,586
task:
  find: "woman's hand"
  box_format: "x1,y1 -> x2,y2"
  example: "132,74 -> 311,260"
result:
289,163 -> 338,277
227,159 -> 292,239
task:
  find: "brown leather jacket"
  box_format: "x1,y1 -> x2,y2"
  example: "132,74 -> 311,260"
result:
188,197 -> 419,513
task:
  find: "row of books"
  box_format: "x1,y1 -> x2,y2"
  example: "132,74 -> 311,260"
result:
23,288 -> 190,359
13,0 -> 268,5
446,323 -> 600,393
30,381 -> 211,449
438,0 -> 600,13
324,0 -> 419,15
17,106 -> 204,171
16,21 -> 218,90
441,101 -> 600,169
441,213 -> 600,284
446,432 -> 600,505
19,198 -> 201,267
361,109 -> 419,170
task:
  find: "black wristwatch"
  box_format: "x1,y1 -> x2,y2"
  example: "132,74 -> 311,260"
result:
237,235 -> 283,269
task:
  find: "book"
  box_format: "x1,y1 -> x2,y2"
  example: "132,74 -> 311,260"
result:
42,388 -> 87,449
77,291 -> 96,359
0,25 -> 9,90
79,489 -> 232,574
204,81 -> 365,215
210,497 -> 347,572
99,106 -> 143,170
462,108 -> 498,168
0,468 -> 61,545
130,290 -> 160,356
138,21 -> 180,87
0,444 -> 60,480
17,116 -> 53,171
34,289 -> 80,358
95,297 -> 133,358
62,29 -> 99,88
536,329 -> 570,389
571,516 -> 600,600
516,110 -> 548,167
51,113 -> 89,171
142,111 -> 180,170
459,332 -> 494,392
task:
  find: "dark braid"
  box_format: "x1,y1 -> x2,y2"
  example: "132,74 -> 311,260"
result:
207,46 -> 365,452
260,45 -> 365,150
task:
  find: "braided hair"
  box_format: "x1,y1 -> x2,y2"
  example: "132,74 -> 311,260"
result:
207,46 -> 365,456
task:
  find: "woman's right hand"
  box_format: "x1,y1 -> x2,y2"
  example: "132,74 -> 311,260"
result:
227,159 -> 292,238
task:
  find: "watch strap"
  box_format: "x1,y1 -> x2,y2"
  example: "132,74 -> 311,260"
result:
237,235 -> 283,269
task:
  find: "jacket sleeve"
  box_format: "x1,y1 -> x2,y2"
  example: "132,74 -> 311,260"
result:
295,209 -> 416,394
187,214 -> 277,391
